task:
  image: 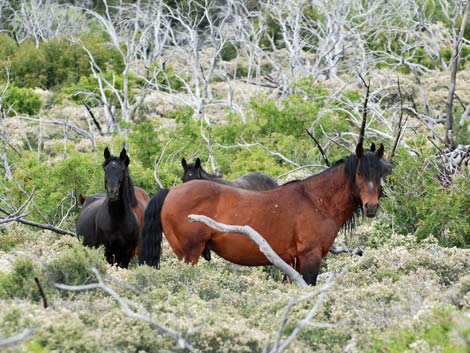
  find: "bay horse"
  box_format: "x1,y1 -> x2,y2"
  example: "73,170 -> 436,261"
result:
181,157 -> 279,261
181,157 -> 279,189
140,142 -> 389,285
76,147 -> 149,268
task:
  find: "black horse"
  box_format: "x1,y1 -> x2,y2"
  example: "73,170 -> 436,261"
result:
76,147 -> 149,268
182,157 -> 279,189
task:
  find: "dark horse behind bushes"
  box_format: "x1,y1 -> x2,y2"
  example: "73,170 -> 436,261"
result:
181,157 -> 278,189
140,141 -> 391,285
76,147 -> 149,268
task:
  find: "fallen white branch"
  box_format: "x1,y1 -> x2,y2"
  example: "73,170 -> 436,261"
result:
187,214 -> 307,289
0,328 -> 34,348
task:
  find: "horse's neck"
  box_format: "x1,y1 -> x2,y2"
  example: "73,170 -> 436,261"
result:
108,176 -> 135,216
303,165 -> 360,228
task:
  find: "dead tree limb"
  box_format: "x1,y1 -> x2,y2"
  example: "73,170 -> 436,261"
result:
356,72 -> 370,147
187,214 -> 307,289
305,129 -> 330,166
445,0 -> 470,148
390,77 -> 408,159
34,277 -> 48,308
0,328 -> 34,348
154,138 -> 172,190
84,103 -> 103,135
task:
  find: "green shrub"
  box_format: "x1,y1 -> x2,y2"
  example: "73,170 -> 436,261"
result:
2,85 -> 42,116
0,258 -> 45,301
1,36 -> 123,90
381,152 -> 470,248
220,42 -> 238,61
5,150 -> 102,229
367,309 -> 469,353
47,240 -> 108,286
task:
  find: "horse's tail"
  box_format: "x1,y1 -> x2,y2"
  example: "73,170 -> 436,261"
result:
139,188 -> 170,268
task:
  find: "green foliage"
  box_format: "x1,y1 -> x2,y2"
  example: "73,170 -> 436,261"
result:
47,239 -> 108,286
0,37 -> 123,90
0,258 -> 45,301
220,42 -> 238,62
58,71 -> 137,107
6,150 -> 102,229
0,33 -> 17,59
381,152 -> 470,248
2,85 -> 43,116
367,309 -> 470,353
128,121 -> 161,169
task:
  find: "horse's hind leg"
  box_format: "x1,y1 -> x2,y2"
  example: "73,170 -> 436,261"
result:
202,243 -> 212,261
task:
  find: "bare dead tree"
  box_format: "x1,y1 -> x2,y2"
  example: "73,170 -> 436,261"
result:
445,0 -> 470,148
70,0 -> 170,132
8,0 -> 87,47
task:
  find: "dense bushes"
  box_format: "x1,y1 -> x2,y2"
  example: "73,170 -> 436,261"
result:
0,36 -> 123,90
1,85 -> 42,115
0,231 -> 469,352
381,151 -> 470,248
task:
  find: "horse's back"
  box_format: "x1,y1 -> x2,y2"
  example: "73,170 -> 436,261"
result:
76,196 -> 105,245
237,172 -> 278,190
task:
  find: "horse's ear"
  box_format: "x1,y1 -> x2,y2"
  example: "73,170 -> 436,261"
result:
120,148 -> 127,160
181,157 -> 187,168
120,148 -> 130,166
195,158 -> 201,168
356,142 -> 364,158
376,143 -> 385,159
370,142 -> 376,152
104,147 -> 111,160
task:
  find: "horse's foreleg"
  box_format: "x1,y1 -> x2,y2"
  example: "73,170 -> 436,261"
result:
298,251 -> 322,286
104,246 -> 115,265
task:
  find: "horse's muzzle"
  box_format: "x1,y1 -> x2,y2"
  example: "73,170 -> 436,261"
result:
107,191 -> 119,202
364,202 -> 379,218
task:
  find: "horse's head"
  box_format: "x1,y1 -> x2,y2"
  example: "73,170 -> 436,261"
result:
354,142 -> 391,218
103,147 -> 129,202
181,157 -> 202,182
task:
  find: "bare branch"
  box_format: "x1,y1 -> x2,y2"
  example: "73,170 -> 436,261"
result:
268,269 -> 347,353
154,138 -> 172,189
0,328 -> 34,348
305,129 -> 330,166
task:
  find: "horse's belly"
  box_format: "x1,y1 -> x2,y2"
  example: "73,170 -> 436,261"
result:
210,234 -> 294,266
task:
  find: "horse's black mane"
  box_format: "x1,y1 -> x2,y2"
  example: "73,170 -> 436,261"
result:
282,150 -> 385,234
103,156 -> 138,207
